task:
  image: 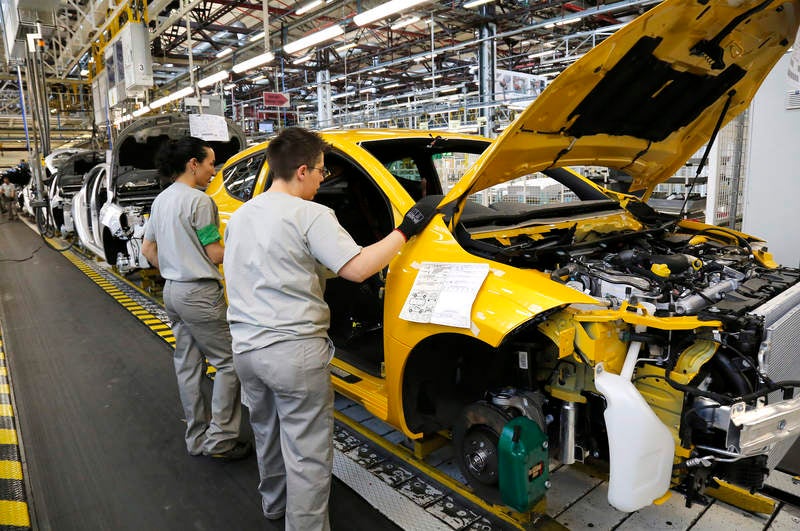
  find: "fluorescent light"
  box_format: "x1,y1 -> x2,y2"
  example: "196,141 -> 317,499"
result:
284,25 -> 344,54
359,87 -> 375,93
390,15 -> 420,30
197,70 -> 229,88
149,95 -> 171,109
132,105 -> 150,117
423,73 -> 442,81
293,55 -> 313,65
383,82 -> 401,89
216,48 -> 233,58
296,0 -> 323,15
463,0 -> 493,8
528,50 -> 555,59
334,42 -> 357,53
331,91 -> 356,100
223,83 -> 236,90
171,86 -> 194,101
373,67 -> 387,73
353,0 -> 431,27
545,17 -> 581,29
248,31 -> 265,43
438,85 -> 459,93
232,52 -> 275,73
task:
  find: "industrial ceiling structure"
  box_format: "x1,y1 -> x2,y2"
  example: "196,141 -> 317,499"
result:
0,0 -> 663,153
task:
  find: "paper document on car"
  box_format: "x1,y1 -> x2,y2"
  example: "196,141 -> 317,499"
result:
399,262 -> 489,328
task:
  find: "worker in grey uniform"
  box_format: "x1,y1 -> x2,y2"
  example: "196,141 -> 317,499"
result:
142,136 -> 251,461
223,126 -> 438,529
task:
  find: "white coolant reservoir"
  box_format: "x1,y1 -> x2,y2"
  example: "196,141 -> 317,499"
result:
594,361 -> 675,512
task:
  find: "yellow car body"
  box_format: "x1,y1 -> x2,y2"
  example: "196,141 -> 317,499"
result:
209,0 -> 800,514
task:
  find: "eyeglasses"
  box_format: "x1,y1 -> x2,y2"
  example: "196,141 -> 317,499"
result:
309,166 -> 331,179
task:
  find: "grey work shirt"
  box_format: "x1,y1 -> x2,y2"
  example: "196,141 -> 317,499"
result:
143,181 -> 223,281
224,191 -> 362,354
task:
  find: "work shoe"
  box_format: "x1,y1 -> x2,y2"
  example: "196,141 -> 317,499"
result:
206,440 -> 253,461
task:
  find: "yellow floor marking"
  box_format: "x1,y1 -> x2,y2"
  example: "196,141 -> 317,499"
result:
149,325 -> 170,331
0,500 -> 30,527
0,430 -> 17,445
0,404 -> 12,417
0,368 -> 6,377
0,460 -> 22,480
0,384 -> 8,394
156,330 -> 174,337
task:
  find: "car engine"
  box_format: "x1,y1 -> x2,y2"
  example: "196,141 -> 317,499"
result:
539,228 -> 800,318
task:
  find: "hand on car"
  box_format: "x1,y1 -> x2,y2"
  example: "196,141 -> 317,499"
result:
395,195 -> 441,241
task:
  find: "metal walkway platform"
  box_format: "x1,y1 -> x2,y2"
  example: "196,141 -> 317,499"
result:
2,219 -> 800,530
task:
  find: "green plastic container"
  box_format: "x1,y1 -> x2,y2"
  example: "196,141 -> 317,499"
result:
498,416 -> 550,512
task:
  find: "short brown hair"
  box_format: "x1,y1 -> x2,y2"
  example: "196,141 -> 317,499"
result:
266,127 -> 330,182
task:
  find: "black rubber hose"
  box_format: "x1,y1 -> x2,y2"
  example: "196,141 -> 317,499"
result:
709,351 -> 753,396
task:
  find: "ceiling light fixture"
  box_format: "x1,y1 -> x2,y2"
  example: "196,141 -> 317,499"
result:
149,95 -> 171,110
528,50 -> 555,59
132,105 -> 150,117
293,55 -> 314,65
296,0 -> 323,15
172,87 -> 194,101
390,15 -> 420,30
284,25 -> 344,54
215,48 -> 233,58
223,83 -> 237,90
334,42 -> 357,53
232,52 -> 275,73
383,82 -> 401,89
545,17 -> 581,29
248,31 -> 265,43
197,70 -> 229,88
353,0 -> 431,27
463,0 -> 494,8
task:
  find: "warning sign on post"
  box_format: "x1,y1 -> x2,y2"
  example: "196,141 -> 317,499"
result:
262,92 -> 290,107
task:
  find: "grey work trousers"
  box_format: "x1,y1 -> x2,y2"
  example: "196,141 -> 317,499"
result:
235,337 -> 334,531
163,279 -> 242,455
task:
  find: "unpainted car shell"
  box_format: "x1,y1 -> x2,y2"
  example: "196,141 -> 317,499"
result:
72,113 -> 246,269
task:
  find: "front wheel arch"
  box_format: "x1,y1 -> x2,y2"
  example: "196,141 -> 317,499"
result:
401,333 -> 523,436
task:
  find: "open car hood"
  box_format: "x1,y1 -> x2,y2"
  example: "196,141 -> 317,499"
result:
443,0 -> 799,212
112,113 -> 246,186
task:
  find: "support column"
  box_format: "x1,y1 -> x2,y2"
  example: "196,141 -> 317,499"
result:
478,15 -> 496,138
316,49 -> 332,129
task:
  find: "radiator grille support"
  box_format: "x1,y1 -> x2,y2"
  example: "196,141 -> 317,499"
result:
748,281 -> 800,467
